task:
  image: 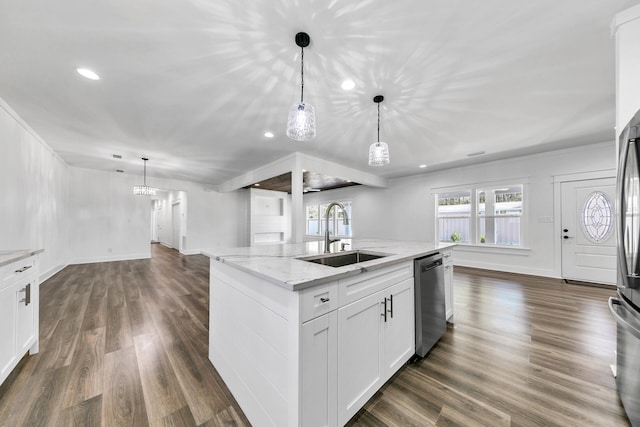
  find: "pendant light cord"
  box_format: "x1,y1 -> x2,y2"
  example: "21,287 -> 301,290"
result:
300,47 -> 305,104
377,102 -> 380,143
143,160 -> 147,186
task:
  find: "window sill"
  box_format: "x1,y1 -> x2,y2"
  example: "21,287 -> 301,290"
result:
449,243 -> 531,256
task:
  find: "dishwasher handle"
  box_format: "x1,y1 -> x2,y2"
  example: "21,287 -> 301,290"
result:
420,258 -> 443,272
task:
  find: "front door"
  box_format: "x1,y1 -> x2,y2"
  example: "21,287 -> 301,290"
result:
561,177 -> 616,285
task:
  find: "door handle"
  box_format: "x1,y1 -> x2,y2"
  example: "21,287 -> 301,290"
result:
388,294 -> 393,318
381,298 -> 388,322
15,265 -> 32,273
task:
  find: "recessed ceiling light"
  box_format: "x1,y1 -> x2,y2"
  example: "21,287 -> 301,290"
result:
264,131 -> 274,138
419,164 -> 427,168
341,79 -> 355,90
76,68 -> 100,80
254,183 -> 260,187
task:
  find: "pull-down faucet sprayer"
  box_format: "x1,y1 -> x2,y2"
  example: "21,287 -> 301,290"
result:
324,202 -> 349,253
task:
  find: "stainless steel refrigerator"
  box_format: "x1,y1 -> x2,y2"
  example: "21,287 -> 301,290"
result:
610,110 -> 640,426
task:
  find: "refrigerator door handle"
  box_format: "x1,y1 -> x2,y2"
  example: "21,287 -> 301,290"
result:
609,297 -> 640,340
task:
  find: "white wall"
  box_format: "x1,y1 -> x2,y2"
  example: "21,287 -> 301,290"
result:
67,169 -> 245,262
0,99 -> 69,281
304,141 -> 616,278
68,168 -> 151,263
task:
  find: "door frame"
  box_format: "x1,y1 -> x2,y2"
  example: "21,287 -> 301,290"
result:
552,169 -> 616,280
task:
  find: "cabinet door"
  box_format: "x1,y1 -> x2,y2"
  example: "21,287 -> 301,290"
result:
301,311 -> 337,427
0,283 -> 18,382
382,278 -> 415,382
444,264 -> 454,322
16,279 -> 35,356
337,291 -> 385,425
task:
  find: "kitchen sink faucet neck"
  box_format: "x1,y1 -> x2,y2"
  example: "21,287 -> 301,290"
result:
324,202 -> 349,253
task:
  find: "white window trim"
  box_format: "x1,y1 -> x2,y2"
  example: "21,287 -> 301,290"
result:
435,182 -> 527,247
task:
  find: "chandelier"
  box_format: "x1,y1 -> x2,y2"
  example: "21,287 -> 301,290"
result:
133,157 -> 156,196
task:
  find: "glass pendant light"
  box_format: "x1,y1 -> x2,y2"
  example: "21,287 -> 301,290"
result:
369,95 -> 390,166
133,157 -> 156,196
286,32 -> 316,141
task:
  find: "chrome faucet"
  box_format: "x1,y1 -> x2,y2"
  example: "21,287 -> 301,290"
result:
324,202 -> 349,253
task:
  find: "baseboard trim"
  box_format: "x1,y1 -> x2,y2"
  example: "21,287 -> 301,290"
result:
39,264 -> 68,284
70,253 -> 151,265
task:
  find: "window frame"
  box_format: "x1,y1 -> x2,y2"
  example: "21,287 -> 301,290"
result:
435,182 -> 527,247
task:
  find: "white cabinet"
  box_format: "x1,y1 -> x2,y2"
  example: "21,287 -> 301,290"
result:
0,283 -> 18,380
0,253 -> 39,386
209,257 -> 418,427
443,249 -> 454,322
301,311 -> 338,427
337,288 -> 385,424
16,280 -> 35,356
382,279 -> 415,379
336,272 -> 415,425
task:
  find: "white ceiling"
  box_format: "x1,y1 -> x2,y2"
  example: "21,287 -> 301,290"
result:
1,0 -> 638,186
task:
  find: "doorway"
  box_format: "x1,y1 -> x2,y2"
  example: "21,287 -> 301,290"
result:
151,190 -> 187,254
560,177 -> 616,285
172,201 -> 181,251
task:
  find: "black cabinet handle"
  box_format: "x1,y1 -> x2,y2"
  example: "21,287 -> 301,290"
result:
381,298 -> 388,322
388,294 -> 393,318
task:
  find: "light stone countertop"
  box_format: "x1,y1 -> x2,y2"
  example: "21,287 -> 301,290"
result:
0,249 -> 44,268
202,239 -> 455,291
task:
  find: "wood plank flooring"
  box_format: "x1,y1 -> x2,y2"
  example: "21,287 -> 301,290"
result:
0,246 -> 630,426
347,267 -> 629,427
0,244 -> 249,427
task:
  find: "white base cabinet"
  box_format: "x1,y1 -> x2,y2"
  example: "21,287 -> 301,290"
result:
337,278 -> 414,424
0,253 -> 39,386
210,259 -> 416,427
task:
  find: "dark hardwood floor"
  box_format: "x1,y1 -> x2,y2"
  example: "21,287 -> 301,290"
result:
0,245 -> 630,426
0,244 -> 249,427
347,267 -> 629,427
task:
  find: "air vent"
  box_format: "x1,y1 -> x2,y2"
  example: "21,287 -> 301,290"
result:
466,151 -> 485,157
112,154 -> 122,159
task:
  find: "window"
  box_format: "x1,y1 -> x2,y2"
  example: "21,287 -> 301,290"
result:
437,184 -> 524,246
437,191 -> 471,243
477,185 -> 522,245
306,202 -> 352,237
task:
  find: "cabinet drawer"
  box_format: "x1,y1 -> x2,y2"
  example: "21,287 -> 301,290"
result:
442,250 -> 453,265
301,281 -> 338,323
0,256 -> 36,291
338,261 -> 413,308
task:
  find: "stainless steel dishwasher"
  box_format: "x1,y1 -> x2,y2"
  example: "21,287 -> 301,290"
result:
414,253 -> 446,357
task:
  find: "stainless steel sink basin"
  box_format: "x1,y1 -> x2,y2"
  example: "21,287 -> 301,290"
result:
298,250 -> 391,267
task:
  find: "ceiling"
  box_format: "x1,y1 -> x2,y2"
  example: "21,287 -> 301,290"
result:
244,171 -> 360,193
1,0 -> 638,186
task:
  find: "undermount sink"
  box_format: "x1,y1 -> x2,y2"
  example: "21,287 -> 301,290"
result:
298,250 -> 391,268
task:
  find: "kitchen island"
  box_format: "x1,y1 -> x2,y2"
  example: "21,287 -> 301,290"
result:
203,239 -> 454,427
